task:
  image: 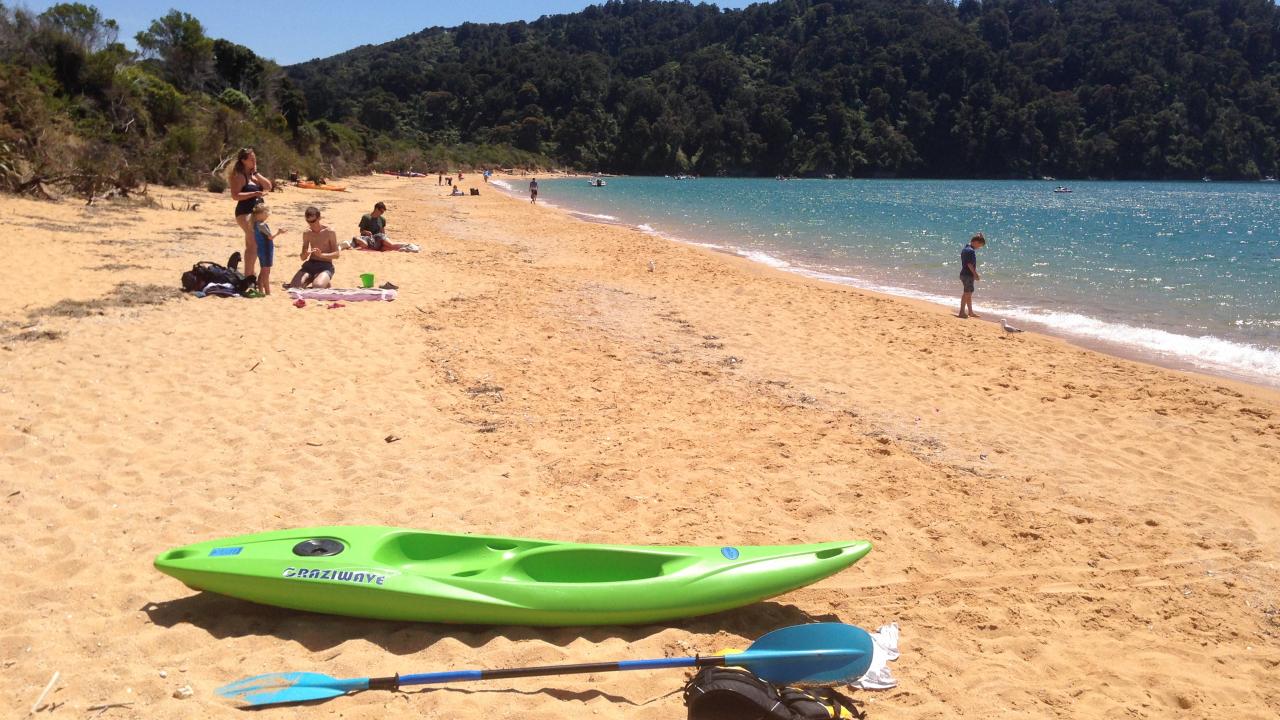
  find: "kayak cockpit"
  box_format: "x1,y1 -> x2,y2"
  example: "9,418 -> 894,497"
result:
374,532 -> 697,583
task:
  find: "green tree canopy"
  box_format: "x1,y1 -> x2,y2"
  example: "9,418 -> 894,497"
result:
37,2 -> 117,52
287,0 -> 1280,179
135,9 -> 212,92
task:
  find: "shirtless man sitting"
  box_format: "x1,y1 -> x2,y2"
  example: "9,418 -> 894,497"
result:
286,206 -> 339,288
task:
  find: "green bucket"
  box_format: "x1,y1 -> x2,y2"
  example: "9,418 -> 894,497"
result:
360,273 -> 375,288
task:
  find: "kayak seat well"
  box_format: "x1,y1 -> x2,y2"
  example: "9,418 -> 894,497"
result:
501,548 -> 695,583
371,532 -> 543,577
370,533 -> 696,584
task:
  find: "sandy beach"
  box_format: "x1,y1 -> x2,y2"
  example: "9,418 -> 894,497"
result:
2,174 -> 1278,719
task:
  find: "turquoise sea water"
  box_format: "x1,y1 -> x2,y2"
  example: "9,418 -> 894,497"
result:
499,177 -> 1280,387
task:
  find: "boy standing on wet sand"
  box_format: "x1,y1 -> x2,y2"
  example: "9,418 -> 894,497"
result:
959,232 -> 985,319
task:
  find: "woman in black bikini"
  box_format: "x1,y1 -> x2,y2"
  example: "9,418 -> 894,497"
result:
227,147 -> 273,281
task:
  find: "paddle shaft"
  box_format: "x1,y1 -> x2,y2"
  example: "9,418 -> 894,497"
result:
374,650 -> 853,690
217,624 -> 874,706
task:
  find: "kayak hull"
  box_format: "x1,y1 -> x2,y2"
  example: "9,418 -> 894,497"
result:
154,526 -> 871,626
295,182 -> 347,192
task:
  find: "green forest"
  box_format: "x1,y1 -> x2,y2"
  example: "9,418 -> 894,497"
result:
290,0 -> 1280,179
0,3 -> 545,199
3,0 -> 1280,199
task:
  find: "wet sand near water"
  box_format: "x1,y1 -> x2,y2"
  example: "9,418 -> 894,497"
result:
1,174 -> 1278,719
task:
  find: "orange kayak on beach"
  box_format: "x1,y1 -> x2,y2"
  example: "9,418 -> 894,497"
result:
296,181 -> 347,192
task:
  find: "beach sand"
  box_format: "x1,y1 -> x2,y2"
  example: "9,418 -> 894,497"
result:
2,175 -> 1277,719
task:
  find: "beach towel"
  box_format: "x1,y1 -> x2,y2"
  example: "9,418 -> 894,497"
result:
197,282 -> 240,298
350,242 -> 420,253
850,623 -> 900,690
287,287 -> 397,302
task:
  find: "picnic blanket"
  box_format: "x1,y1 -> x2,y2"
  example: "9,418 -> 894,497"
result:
351,243 -> 420,252
287,287 -> 397,302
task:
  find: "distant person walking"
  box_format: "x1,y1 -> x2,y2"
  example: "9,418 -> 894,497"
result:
958,232 -> 986,319
529,178 -> 538,203
228,147 -> 273,280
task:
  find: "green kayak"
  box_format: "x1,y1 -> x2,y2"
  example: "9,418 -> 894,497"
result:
155,526 -> 871,626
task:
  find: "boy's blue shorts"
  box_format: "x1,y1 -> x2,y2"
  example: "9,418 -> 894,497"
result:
255,233 -> 274,268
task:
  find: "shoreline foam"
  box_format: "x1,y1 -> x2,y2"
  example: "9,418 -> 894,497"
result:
536,181 -> 1280,390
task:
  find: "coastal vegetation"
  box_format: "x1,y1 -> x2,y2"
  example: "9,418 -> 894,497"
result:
291,0 -> 1280,180
2,0 -> 1279,200
0,3 -> 546,200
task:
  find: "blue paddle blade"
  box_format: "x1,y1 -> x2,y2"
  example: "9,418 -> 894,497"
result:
216,671 -> 368,707
731,622 -> 875,684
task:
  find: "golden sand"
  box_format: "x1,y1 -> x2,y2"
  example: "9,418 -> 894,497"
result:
2,175 -> 1278,718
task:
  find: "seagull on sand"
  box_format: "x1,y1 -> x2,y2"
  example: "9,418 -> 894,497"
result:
1001,319 -> 1024,334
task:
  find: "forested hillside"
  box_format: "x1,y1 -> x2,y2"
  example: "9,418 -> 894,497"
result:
0,3 -> 545,200
3,0 -> 1278,199
290,0 -> 1280,179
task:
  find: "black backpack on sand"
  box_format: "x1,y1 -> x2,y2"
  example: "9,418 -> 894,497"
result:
181,252 -> 255,295
683,667 -> 864,720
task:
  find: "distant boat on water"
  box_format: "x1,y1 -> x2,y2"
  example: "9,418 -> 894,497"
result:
588,178 -> 607,187
1202,176 -> 1212,182
1261,176 -> 1277,182
1053,186 -> 1072,193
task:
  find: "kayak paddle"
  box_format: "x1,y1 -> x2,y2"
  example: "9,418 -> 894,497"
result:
218,622 -> 874,708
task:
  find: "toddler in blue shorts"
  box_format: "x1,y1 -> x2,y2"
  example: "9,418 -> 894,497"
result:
251,204 -> 287,295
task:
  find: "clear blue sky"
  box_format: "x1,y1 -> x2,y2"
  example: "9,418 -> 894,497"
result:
20,1 -> 756,65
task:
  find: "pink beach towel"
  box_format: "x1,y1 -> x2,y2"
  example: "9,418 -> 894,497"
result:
287,288 -> 397,302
